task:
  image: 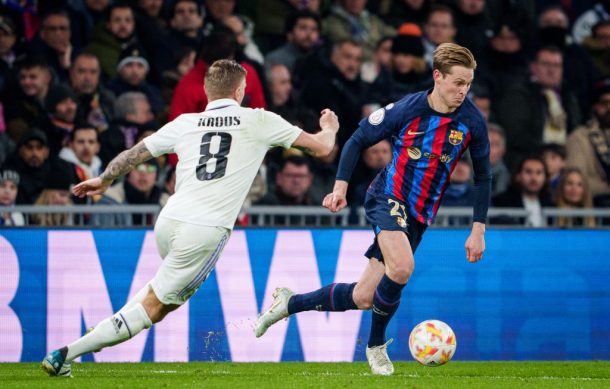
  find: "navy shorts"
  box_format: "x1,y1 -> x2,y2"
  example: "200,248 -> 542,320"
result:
363,193 -> 428,262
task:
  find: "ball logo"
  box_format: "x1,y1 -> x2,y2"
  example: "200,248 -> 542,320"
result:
368,108 -> 385,125
448,129 -> 464,145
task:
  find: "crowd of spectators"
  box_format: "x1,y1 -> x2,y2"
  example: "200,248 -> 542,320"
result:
0,0 -> 609,228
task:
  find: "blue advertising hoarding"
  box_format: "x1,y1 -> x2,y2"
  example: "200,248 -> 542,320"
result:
0,228 -> 608,362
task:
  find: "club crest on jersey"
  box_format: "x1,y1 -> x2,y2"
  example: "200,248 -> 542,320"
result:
368,108 -> 385,125
448,129 -> 464,145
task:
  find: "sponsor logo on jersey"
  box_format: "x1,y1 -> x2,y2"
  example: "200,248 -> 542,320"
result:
423,152 -> 454,164
448,129 -> 464,145
368,108 -> 385,125
198,116 -> 241,127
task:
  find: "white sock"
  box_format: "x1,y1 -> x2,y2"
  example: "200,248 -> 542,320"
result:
65,303 -> 152,362
117,284 -> 150,315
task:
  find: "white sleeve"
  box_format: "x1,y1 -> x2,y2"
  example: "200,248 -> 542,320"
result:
255,110 -> 302,148
143,118 -> 181,157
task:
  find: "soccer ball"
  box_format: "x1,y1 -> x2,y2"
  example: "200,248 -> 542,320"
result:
408,319 -> 456,366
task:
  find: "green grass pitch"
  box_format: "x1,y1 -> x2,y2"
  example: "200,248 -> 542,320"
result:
2,361 -> 610,388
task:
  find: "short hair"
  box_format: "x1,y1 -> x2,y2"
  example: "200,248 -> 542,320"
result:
534,45 -> 563,61
204,59 -> 247,99
114,92 -> 148,120
70,126 -> 98,142
41,9 -> 70,24
331,38 -> 362,54
432,43 -> 476,75
105,2 -> 133,22
16,55 -> 51,72
426,4 -> 454,23
200,25 -> 238,64
284,10 -> 320,34
280,156 -> 311,172
487,122 -> 506,141
169,0 -> 202,20
541,143 -> 566,160
516,155 -> 547,175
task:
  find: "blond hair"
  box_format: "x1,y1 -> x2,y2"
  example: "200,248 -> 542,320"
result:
33,189 -> 73,226
204,59 -> 247,100
432,43 -> 477,75
555,168 -> 596,228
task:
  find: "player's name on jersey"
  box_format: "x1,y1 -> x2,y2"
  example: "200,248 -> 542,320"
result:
198,116 -> 242,127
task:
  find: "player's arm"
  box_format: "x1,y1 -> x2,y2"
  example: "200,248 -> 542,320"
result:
292,109 -> 339,157
464,155 -> 492,263
72,141 -> 153,198
323,128 -> 372,213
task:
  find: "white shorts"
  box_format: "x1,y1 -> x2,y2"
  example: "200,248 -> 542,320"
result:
151,217 -> 230,305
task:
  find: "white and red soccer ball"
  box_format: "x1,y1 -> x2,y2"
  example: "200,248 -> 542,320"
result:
409,319 -> 457,366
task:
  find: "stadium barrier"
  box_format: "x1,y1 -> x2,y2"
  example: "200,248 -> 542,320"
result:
1,228 -> 609,362
2,205 -> 610,227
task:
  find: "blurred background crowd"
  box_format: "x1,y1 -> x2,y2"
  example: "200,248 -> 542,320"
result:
0,0 -> 609,227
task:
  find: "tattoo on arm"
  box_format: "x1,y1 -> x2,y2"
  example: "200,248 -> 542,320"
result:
99,142 -> 153,183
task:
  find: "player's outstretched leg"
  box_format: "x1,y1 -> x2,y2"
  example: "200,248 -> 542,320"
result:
254,282 -> 358,337
42,288 -> 162,377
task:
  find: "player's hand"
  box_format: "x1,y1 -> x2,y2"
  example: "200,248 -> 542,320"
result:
72,177 -> 112,198
322,191 -> 347,213
465,229 -> 485,263
319,109 -> 339,132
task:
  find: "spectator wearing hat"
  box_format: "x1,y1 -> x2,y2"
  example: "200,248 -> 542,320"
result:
107,43 -> 162,115
69,53 -> 116,132
572,1 -> 610,44
99,91 -> 154,167
28,9 -> 76,83
582,20 -> 610,77
1,129 -> 78,204
32,165 -> 75,226
95,158 -> 162,226
0,15 -> 20,96
370,27 -> 432,104
3,56 -> 53,143
566,78 -> 610,206
84,3 -> 140,81
0,169 -> 24,226
45,84 -> 79,155
59,126 -> 102,182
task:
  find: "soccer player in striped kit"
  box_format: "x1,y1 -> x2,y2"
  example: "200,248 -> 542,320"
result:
255,43 -> 492,375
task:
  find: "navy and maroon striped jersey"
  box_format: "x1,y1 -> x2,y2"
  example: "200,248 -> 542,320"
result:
351,91 -> 490,225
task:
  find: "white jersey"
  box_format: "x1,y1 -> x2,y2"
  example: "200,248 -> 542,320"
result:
144,98 -> 302,229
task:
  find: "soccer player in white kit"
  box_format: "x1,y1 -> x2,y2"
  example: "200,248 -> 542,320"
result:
42,59 -> 340,377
